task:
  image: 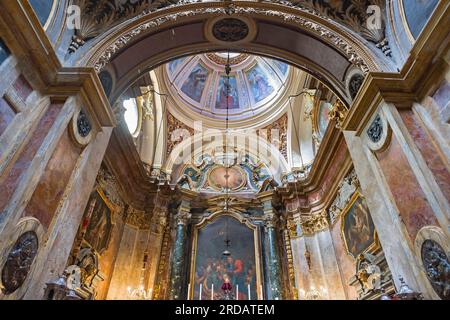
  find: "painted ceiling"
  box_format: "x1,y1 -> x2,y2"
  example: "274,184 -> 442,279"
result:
165,53 -> 290,122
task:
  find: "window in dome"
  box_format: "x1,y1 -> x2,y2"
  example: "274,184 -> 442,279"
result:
123,98 -> 139,137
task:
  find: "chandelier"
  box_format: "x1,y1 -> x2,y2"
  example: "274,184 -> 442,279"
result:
222,51 -> 232,259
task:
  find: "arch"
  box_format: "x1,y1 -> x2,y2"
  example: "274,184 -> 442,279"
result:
165,130 -> 290,184
68,2 -> 394,105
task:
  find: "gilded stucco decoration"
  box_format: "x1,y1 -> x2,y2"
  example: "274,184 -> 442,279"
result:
91,5 -> 373,73
96,167 -> 125,211
177,154 -> 271,192
260,113 -> 288,161
126,207 -> 153,229
166,112 -> 195,158
300,211 -> 329,235
328,169 -> 360,225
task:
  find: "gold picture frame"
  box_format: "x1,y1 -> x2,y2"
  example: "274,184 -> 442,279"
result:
188,210 -> 263,300
340,191 -> 379,259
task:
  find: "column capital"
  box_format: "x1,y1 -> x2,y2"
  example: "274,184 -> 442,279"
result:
175,201 -> 191,226
263,209 -> 279,229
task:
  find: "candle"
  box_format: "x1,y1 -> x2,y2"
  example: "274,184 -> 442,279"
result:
187,283 -> 191,300
199,283 -> 203,301
260,285 -> 263,300
149,288 -> 153,300
236,285 -> 239,300
211,284 -> 214,300
248,284 -> 251,300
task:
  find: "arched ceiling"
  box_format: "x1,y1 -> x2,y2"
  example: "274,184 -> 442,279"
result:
160,53 -> 293,125
63,0 -> 395,108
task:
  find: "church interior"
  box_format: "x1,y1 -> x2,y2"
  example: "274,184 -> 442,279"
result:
0,0 -> 448,301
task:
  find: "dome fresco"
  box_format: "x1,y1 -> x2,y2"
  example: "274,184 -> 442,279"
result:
165,53 -> 290,121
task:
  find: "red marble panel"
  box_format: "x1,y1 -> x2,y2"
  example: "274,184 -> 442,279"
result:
0,103 -> 62,213
0,96 -> 15,136
13,75 -> 33,101
330,221 -> 358,300
23,128 -> 81,229
376,135 -> 439,240
399,110 -> 450,202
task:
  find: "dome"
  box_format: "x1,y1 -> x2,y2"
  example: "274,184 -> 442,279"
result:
162,53 -> 292,127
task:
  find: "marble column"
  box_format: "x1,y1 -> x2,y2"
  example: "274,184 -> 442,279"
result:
262,205 -> 283,300
168,201 -> 191,300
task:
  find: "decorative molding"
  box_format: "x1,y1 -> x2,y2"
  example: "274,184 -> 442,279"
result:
261,113 -> 288,161
328,169 -> 360,225
212,18 -> 250,42
166,112 -> 194,158
367,114 -> 383,143
205,53 -> 249,66
1,231 -> 39,295
96,166 -> 125,212
126,207 -> 152,229
328,99 -> 349,129
300,210 -> 328,235
91,6 -> 373,73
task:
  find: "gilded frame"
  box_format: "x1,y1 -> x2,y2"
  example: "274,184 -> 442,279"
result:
81,187 -> 118,256
188,210 -> 263,300
340,191 -> 379,259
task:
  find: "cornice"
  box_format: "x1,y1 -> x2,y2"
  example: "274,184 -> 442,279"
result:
343,0 -> 450,134
0,0 -> 115,129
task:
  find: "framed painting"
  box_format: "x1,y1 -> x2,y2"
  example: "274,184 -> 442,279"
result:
189,213 -> 263,300
82,189 -> 114,255
341,192 -> 377,259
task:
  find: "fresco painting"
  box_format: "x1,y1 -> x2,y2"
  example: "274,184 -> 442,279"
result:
216,75 -> 240,109
247,65 -> 274,103
181,63 -> 209,103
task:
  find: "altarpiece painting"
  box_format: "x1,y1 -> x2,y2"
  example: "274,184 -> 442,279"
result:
190,215 -> 260,300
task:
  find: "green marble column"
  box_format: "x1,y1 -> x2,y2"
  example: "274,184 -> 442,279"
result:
263,209 -> 283,300
168,203 -> 191,300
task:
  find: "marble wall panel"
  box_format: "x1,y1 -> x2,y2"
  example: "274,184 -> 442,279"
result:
22,127 -> 81,229
330,220 -> 358,299
0,97 -> 15,136
376,135 -> 439,240
399,109 -> 450,203
0,103 -> 61,213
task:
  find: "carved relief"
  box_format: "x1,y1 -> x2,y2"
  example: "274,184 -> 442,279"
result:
367,114 -> 383,143
126,207 -> 152,229
77,110 -> 92,137
167,112 -> 194,158
349,73 -> 365,99
96,166 -> 125,211
328,99 -> 349,129
328,169 -> 360,225
212,18 -> 249,42
1,232 -> 38,295
261,113 -> 288,160
93,7 -> 371,73
269,0 -> 389,50
300,211 -> 328,235
421,240 -> 450,300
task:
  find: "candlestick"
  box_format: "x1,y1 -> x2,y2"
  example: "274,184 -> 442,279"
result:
199,283 -> 203,301
248,284 -> 251,300
211,284 -> 214,300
